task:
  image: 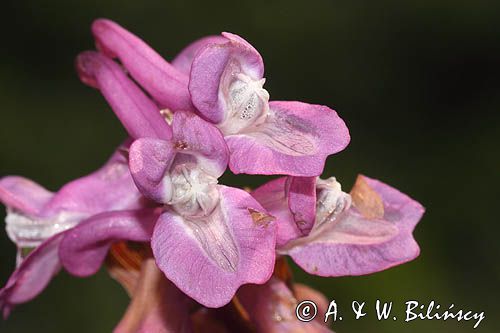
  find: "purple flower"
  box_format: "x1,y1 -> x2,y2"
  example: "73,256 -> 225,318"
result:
90,19 -> 351,176
0,143 -> 145,316
128,110 -> 277,308
252,175 -> 425,276
0,18 -> 427,332
76,45 -> 278,307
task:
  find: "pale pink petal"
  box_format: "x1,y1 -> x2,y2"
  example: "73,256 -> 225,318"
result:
189,33 -> 264,124
226,101 -> 350,176
283,175 -> 424,276
171,35 -> 227,75
92,19 -> 193,111
76,51 -> 172,140
151,186 -> 276,307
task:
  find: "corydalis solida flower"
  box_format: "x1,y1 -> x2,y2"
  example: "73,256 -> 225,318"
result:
0,18 -> 424,332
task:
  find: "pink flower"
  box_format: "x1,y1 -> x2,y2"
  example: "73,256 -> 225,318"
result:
252,175 -> 425,276
90,19 -> 351,176
0,142 -> 145,316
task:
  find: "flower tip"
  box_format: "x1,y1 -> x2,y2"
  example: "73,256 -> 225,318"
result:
75,51 -> 101,88
91,18 -> 118,58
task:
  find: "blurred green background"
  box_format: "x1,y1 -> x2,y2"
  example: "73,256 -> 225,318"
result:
0,0 -> 499,332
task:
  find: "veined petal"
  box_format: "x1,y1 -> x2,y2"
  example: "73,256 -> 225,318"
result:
91,19 -> 193,112
0,176 -> 53,216
189,33 -> 265,124
129,138 -> 176,203
171,35 -> 227,75
76,51 -> 172,140
287,176 -> 317,235
171,111 -> 228,178
151,186 -> 276,308
226,101 -> 350,176
59,209 -> 158,277
44,142 -> 145,215
3,142 -> 145,252
0,232 -> 63,318
0,143 -> 149,314
237,277 -> 333,333
114,259 -> 193,333
251,178 -> 301,247
281,175 -> 424,276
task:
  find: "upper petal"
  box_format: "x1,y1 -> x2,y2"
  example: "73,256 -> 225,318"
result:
171,35 -> 227,75
44,142 -> 145,215
171,111 -> 228,178
129,138 -> 176,204
59,209 -> 158,277
91,19 -> 193,111
0,176 -> 53,215
0,232 -> 63,318
151,186 -> 276,308
3,142 -> 146,251
226,101 -> 350,176
76,51 -> 172,140
189,33 -> 264,124
281,175 -> 425,276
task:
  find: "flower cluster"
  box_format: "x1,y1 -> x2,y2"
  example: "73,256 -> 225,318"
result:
0,19 -> 424,332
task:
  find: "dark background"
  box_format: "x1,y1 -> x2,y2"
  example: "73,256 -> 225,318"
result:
0,1 -> 499,332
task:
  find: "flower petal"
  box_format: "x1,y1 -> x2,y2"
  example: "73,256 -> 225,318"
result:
91,19 -> 193,112
114,259 -> 193,333
189,33 -> 264,124
237,277 -> 333,333
3,143 -> 145,252
76,51 -> 172,140
0,232 -> 63,318
226,101 -> 350,176
59,209 -> 158,277
251,178 -> 301,247
171,35 -> 227,75
151,186 -> 276,307
287,176 -> 317,235
44,143 -> 145,215
129,138 -> 176,203
171,111 -> 228,178
0,176 -> 53,216
281,175 -> 424,276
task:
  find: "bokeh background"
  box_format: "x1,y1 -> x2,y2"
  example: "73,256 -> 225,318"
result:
1,0 -> 499,332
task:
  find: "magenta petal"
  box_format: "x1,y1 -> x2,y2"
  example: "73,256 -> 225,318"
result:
189,33 -> 264,124
59,209 -> 158,277
151,186 -> 276,307
238,277 -> 333,333
287,176 -> 317,235
283,176 -> 424,276
251,178 -> 301,247
171,111 -> 228,178
91,19 -> 193,112
44,144 -> 145,215
76,51 -> 172,140
226,101 -> 350,176
129,138 -> 176,203
0,176 -> 53,216
0,233 -> 63,318
171,35 -> 227,75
